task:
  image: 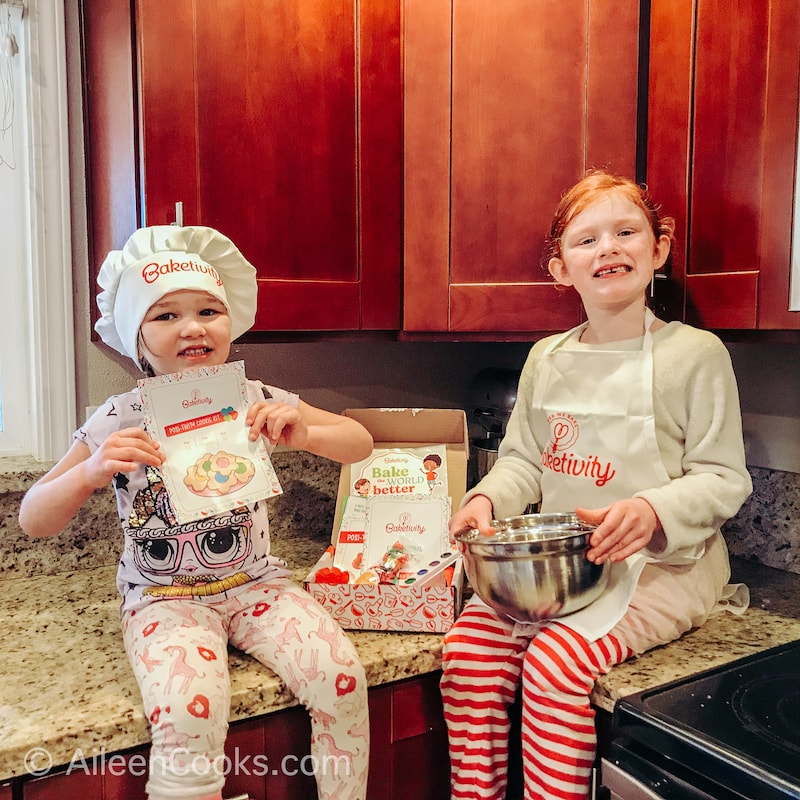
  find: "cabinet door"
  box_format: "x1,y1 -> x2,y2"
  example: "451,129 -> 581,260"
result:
403,0 -> 640,335
389,672 -> 449,800
367,673 -> 449,800
223,717 -> 268,800
83,0 -> 401,334
261,705 -> 318,799
136,0 -> 401,332
23,771 -> 103,800
97,748 -> 149,798
17,675 -> 448,800
647,0 -> 800,330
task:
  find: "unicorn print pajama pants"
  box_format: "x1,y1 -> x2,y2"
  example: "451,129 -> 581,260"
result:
122,579 -> 369,800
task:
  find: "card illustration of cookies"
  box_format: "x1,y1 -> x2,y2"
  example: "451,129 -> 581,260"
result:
139,361 -> 282,523
184,450 -> 257,497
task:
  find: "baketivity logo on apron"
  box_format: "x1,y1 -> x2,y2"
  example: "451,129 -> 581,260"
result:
542,412 -> 616,487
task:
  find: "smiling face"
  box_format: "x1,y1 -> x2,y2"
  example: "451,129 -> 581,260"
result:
138,289 -> 232,376
547,190 -> 671,315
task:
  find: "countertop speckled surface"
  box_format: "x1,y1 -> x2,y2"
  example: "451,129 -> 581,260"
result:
3,454 -> 800,782
0,559 -> 447,781
1,553 -> 799,781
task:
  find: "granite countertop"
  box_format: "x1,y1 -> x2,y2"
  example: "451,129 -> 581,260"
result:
3,455 -> 800,784
0,564 -> 445,782
1,550 -> 799,782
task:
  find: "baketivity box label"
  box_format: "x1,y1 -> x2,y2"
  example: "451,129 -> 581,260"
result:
349,445 -> 449,498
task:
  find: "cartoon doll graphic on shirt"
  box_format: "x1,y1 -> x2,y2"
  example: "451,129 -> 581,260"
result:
80,391 -> 292,613
126,464 -> 256,598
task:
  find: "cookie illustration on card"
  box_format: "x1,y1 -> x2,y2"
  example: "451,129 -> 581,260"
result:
184,450 -> 256,497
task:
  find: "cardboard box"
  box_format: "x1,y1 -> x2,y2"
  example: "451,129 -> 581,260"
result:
305,408 -> 468,632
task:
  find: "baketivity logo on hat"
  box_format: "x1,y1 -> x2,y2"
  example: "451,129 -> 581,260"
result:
141,259 -> 224,287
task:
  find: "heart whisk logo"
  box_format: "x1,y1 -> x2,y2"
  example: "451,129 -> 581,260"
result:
542,412 -> 616,487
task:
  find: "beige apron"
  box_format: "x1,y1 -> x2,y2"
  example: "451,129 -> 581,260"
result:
524,309 -> 704,640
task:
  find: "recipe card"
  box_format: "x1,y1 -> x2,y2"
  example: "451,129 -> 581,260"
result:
138,361 -> 282,523
332,495 -> 368,581
360,496 -> 451,583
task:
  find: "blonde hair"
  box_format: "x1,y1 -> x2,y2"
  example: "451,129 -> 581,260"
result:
545,170 -> 675,265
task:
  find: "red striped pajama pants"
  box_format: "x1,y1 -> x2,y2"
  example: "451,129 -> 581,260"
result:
440,601 -> 630,800
441,538 -> 731,800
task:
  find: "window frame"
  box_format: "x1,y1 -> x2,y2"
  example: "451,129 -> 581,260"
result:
0,2 -> 75,461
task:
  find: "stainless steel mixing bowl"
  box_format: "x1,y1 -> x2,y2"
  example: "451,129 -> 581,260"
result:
455,513 -> 609,622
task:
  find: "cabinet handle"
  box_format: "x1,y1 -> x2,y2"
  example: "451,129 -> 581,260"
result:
649,272 -> 668,298
172,201 -> 184,227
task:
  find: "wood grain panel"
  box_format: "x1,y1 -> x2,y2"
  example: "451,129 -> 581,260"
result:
686,272 -> 759,329
262,706 -> 317,799
404,0 -> 638,335
80,0 -> 140,334
359,0 -> 403,329
98,749 -> 149,798
403,0 -> 453,331
222,717 -> 267,800
195,0 -> 357,283
130,1 -> 401,331
255,280 -> 360,330
22,770 -> 103,800
449,284 -> 583,333
690,0 -> 768,275
136,0 -> 198,226
392,672 -> 445,741
449,0 -> 586,285
650,0 -> 800,330
757,0 -> 800,329
645,0 -> 695,321
586,0 -> 639,176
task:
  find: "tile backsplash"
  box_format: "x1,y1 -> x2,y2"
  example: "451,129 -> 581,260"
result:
723,466 -> 800,574
0,451 -> 340,580
3,456 -> 800,578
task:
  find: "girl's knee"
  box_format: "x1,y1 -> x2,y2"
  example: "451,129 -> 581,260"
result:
297,638 -> 367,717
326,660 -> 368,710
148,693 -> 228,758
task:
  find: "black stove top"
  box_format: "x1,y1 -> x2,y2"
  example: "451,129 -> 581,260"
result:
613,639 -> 800,800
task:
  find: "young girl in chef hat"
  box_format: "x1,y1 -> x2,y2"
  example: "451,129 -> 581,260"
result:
443,171 -> 752,800
20,226 -> 374,800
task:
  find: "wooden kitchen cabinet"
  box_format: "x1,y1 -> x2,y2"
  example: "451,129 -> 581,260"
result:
81,0 -> 402,333
23,768 -> 104,799
370,671 -> 450,799
18,672 -> 448,800
403,0 -> 640,336
646,0 -> 800,330
21,748 -> 150,799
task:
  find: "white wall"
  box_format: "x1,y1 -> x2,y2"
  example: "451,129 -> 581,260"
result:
728,343 -> 800,473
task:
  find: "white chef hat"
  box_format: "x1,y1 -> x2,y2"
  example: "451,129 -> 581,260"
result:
95,226 -> 257,367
